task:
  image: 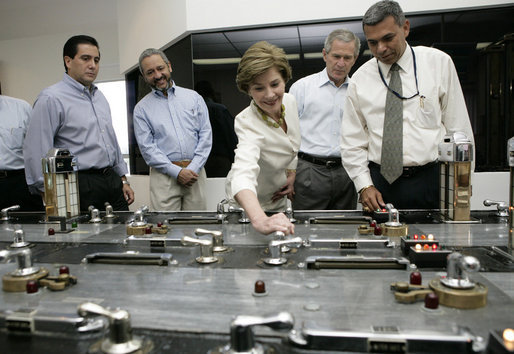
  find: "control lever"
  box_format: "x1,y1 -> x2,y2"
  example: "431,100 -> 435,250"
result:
263,236 -> 303,265
441,252 -> 480,289
272,231 -> 291,253
0,247 -> 40,277
181,236 -> 218,264
219,312 -> 294,353
384,203 -> 401,227
77,302 -> 142,354
285,207 -> 296,223
228,206 -> 250,223
130,205 -> 149,227
483,199 -> 509,217
1,205 -> 20,221
195,228 -> 228,252
104,202 -> 116,221
216,199 -> 228,220
10,228 -> 30,248
88,205 -> 102,223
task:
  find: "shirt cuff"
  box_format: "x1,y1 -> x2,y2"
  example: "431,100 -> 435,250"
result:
353,173 -> 374,194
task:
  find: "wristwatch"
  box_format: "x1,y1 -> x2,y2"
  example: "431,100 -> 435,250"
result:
122,180 -> 130,186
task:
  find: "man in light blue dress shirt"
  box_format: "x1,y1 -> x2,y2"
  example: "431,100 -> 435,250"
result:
134,49 -> 212,211
24,35 -> 134,211
0,95 -> 44,211
289,29 -> 359,210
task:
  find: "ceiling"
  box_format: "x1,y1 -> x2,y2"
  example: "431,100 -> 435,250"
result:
191,5 -> 514,61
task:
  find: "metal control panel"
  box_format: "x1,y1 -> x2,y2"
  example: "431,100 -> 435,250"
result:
0,209 -> 512,353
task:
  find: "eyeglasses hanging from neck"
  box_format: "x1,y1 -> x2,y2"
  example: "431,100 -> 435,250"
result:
377,46 -> 419,100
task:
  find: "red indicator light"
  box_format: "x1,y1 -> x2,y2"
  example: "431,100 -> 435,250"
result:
413,234 -> 419,240
425,292 -> 439,309
26,280 -> 39,294
432,244 -> 438,251
410,271 -> 422,285
254,280 -> 266,294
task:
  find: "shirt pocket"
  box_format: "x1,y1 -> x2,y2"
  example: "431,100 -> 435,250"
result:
0,127 -> 24,150
414,95 -> 441,129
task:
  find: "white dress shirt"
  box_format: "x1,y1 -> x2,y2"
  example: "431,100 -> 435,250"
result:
289,68 -> 348,157
340,44 -> 474,192
226,93 -> 300,211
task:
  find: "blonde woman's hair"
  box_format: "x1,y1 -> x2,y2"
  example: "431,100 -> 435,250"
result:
236,41 -> 292,94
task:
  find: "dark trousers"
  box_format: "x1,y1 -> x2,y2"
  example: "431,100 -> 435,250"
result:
78,168 -> 128,212
293,158 -> 357,210
0,170 -> 44,211
369,161 -> 439,209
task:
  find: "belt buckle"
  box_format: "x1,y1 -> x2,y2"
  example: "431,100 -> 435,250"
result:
326,160 -> 337,168
402,167 -> 414,178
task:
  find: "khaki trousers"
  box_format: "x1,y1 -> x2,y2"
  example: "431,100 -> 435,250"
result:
149,167 -> 207,211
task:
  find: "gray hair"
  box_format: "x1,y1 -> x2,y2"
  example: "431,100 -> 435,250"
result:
363,0 -> 406,27
324,29 -> 361,58
138,48 -> 169,73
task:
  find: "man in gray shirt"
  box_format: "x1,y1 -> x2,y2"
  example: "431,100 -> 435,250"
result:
24,35 -> 134,211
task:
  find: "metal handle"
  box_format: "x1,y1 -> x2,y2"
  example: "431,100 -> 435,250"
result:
131,205 -> 149,227
0,247 -> 40,276
78,302 -> 122,321
78,302 -> 141,354
195,228 -> 227,252
104,202 -> 115,218
441,252 -> 480,289
88,205 -> 102,223
483,199 -> 509,217
228,206 -> 250,223
181,236 -> 218,264
11,228 -> 30,248
217,199 -> 227,214
385,203 -> 401,227
1,205 -> 20,221
229,312 -> 294,352
269,237 -> 303,258
285,207 -> 296,223
483,199 -> 507,207
195,228 -> 222,237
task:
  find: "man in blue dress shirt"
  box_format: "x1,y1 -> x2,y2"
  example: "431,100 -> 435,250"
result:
0,95 -> 44,211
134,48 -> 212,211
24,35 -> 134,211
289,29 -> 359,210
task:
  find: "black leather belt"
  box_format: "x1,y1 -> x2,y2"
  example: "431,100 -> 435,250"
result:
0,169 -> 24,178
298,152 -> 342,168
79,167 -> 113,175
369,161 -> 438,178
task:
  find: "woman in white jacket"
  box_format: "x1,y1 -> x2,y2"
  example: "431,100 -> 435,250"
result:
225,41 -> 300,235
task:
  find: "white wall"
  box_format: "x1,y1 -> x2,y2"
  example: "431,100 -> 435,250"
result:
0,26 -> 121,105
